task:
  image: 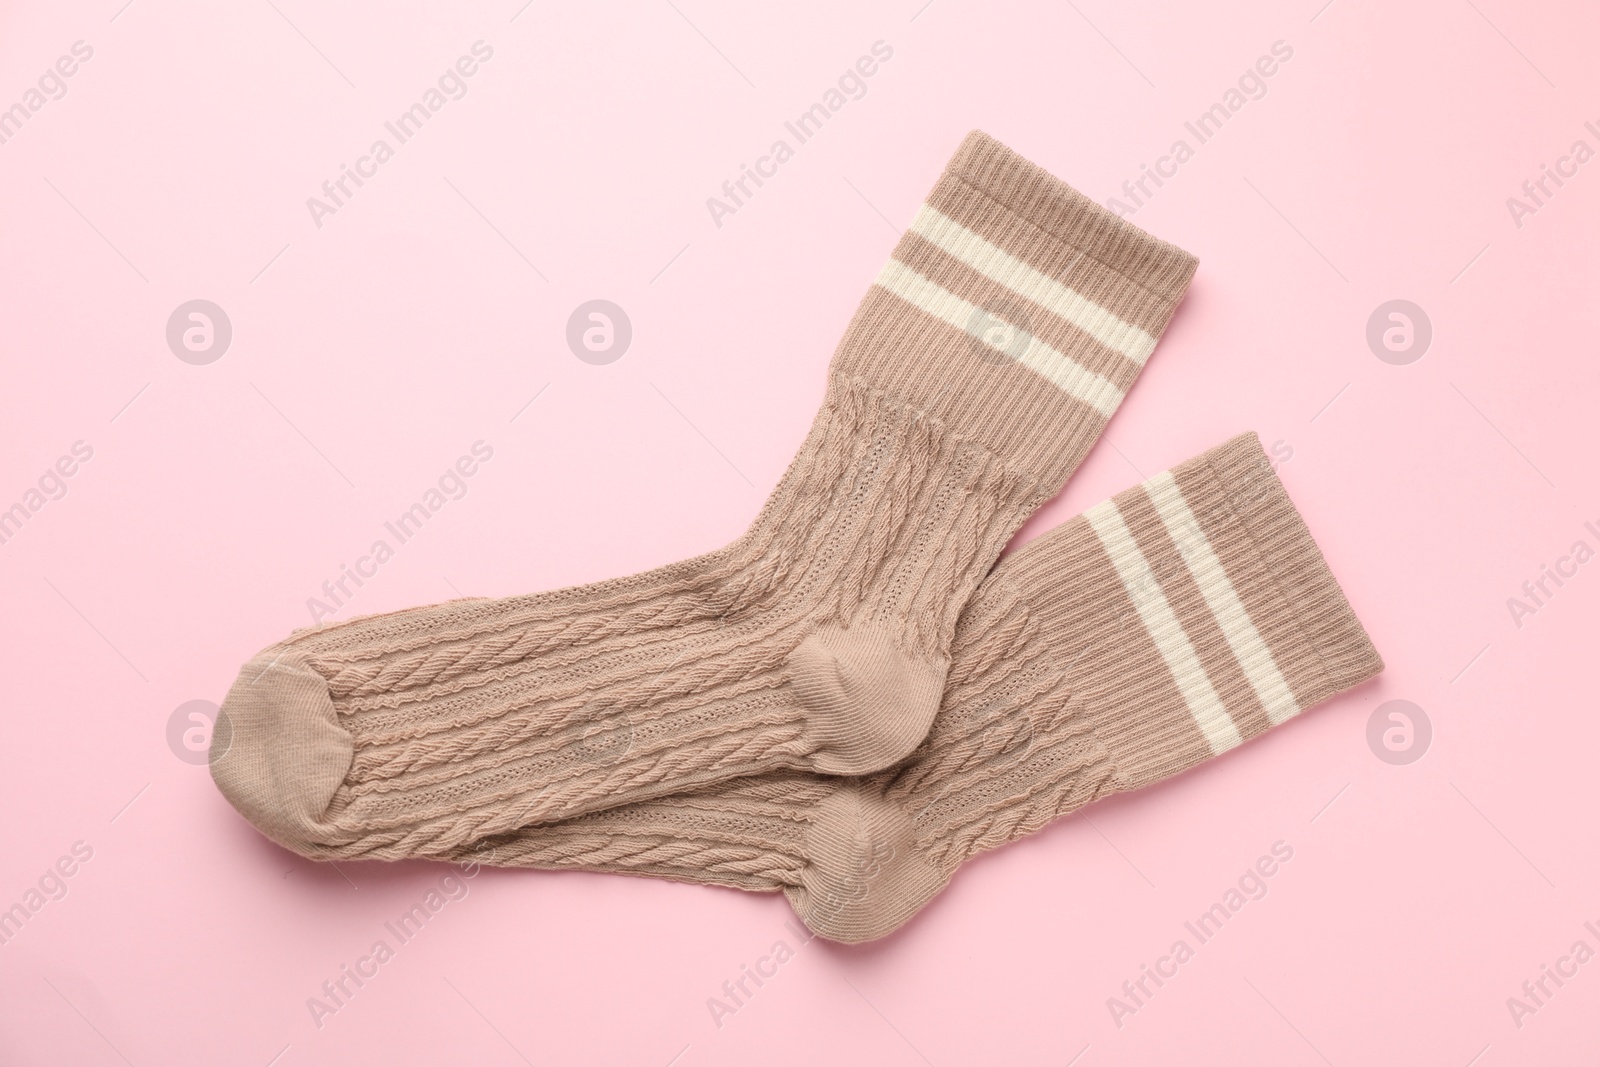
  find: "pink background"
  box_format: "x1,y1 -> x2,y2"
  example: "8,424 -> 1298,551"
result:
2,0 -> 1597,1063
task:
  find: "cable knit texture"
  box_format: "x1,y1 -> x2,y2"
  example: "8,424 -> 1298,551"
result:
210,131 -> 1198,860
456,435 -> 1383,943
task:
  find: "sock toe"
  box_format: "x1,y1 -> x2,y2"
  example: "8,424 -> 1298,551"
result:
210,650 -> 353,855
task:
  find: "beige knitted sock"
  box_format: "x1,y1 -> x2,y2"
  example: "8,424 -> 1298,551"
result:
211,130 -> 1198,860
454,434 -> 1384,942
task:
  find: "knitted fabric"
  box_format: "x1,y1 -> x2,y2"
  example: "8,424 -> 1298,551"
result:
452,435 -> 1383,943
210,131 -> 1198,859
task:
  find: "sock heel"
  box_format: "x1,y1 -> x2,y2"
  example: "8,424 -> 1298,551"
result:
788,623 -> 947,775
785,784 -> 947,943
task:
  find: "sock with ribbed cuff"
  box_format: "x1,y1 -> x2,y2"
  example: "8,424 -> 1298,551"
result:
455,434 -> 1384,943
210,130 -> 1198,861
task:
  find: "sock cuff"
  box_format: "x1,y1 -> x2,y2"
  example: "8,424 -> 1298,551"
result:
829,131 -> 1198,490
944,130 -> 1199,306
1187,434 -> 1384,701
994,433 -> 1382,791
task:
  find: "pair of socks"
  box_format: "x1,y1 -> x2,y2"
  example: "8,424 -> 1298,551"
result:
211,132 -> 1381,943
